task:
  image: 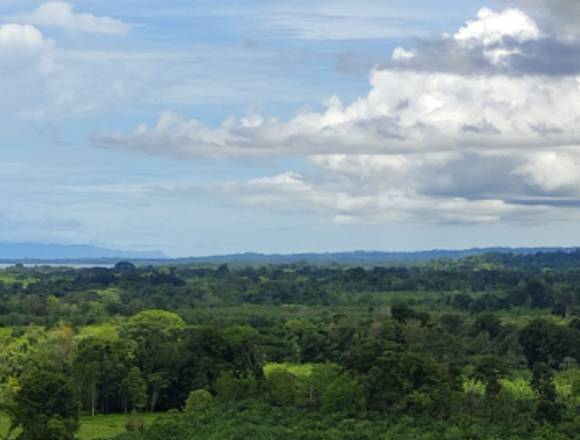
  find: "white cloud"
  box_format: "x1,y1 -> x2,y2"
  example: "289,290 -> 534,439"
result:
389,7 -> 580,76
91,7 -> 580,226
513,150 -> 580,194
451,7 -> 541,66
94,71 -> 580,157
499,0 -> 580,37
211,172 -> 534,226
391,47 -> 415,62
211,149 -> 580,226
15,2 -> 131,35
0,23 -> 54,75
453,7 -> 540,46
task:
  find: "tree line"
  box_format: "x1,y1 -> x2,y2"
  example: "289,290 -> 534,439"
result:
1,307 -> 579,438
1,258 -> 580,438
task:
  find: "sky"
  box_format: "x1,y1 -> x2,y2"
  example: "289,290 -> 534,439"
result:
2,0 -> 580,257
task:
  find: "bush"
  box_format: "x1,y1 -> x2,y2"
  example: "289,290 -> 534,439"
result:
215,373 -> 259,402
266,369 -> 297,406
126,413 -> 146,432
184,389 -> 214,412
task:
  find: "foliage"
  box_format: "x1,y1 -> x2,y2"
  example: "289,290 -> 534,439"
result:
183,390 -> 213,413
11,369 -> 79,440
1,258 -> 580,438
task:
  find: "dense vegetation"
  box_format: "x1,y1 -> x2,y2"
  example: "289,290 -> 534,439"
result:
1,253 -> 580,439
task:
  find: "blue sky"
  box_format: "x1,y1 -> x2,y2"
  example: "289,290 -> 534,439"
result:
2,0 -> 580,256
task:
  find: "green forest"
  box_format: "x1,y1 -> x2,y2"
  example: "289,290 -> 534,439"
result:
1,253 -> 580,439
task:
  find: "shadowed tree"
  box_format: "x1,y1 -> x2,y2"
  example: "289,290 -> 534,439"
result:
12,369 -> 79,440
531,362 -> 563,423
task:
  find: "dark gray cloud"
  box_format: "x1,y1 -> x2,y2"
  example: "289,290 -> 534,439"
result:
504,197 -> 580,208
417,151 -> 580,202
386,35 -> 580,76
504,38 -> 580,76
419,153 -> 525,199
382,5 -> 580,76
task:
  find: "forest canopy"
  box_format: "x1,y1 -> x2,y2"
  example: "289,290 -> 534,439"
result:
0,253 -> 579,439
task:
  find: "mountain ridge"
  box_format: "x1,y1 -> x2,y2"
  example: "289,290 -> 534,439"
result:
1,245 -> 579,264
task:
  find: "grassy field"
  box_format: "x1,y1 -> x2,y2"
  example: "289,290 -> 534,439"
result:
264,362 -> 314,378
179,291 -> 467,325
0,274 -> 29,286
266,362 -> 580,405
0,270 -> 38,287
0,413 -> 161,440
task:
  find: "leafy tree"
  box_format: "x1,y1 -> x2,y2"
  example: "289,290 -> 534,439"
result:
364,351 -> 460,417
298,363 -> 342,408
114,262 -> 136,272
11,369 -> 79,440
121,367 -> 147,413
450,293 -> 473,310
551,303 -> 567,318
215,372 -> 259,402
320,370 -> 365,414
122,310 -> 186,411
266,369 -> 297,406
473,314 -> 502,339
439,314 -> 464,334
531,362 -> 563,423
472,355 -> 507,398
520,319 -> 580,368
215,265 -> 231,279
176,327 -> 231,399
73,336 -> 134,414
220,325 -> 264,380
285,319 -> 327,363
184,389 -> 214,412
470,355 -> 509,421
125,413 -> 145,433
526,279 -> 553,309
391,304 -> 429,325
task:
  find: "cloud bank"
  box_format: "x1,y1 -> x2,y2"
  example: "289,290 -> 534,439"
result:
92,7 -> 580,226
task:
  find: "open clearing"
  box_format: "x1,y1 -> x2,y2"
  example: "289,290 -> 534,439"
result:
0,413 -> 161,440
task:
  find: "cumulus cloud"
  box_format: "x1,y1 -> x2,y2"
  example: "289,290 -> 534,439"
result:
386,7 -> 580,76
145,166 -> 549,226
15,2 -> 131,35
513,151 -> 580,194
391,47 -> 415,62
91,7 -> 580,226
0,23 -> 54,75
94,71 -> 580,157
454,7 -> 540,45
207,148 -> 580,226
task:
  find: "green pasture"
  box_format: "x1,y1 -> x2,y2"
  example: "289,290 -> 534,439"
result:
264,362 -> 314,378
0,273 -> 36,287
0,413 -> 161,440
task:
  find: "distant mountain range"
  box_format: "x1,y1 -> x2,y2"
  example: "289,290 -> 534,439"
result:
0,243 -> 166,260
168,247 -> 580,265
1,244 -> 579,265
